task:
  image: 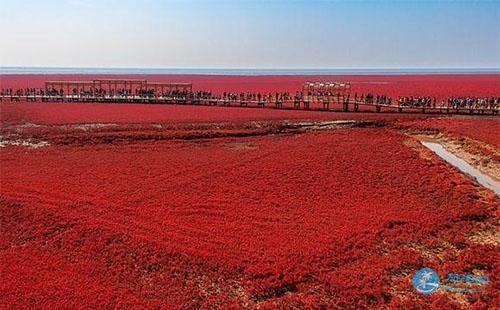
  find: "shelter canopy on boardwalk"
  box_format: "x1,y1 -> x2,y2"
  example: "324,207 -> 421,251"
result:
303,81 -> 351,96
45,79 -> 193,93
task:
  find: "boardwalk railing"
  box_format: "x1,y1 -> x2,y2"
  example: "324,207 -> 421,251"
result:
0,94 -> 498,115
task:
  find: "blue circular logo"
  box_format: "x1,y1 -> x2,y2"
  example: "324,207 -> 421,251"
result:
413,268 -> 440,294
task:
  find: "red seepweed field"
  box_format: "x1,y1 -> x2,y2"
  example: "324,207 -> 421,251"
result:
1,74 -> 499,308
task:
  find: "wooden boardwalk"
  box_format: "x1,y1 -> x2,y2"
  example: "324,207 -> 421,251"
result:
0,94 -> 498,116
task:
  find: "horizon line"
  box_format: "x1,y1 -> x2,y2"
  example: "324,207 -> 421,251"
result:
1,66 -> 499,77
2,66 -> 500,70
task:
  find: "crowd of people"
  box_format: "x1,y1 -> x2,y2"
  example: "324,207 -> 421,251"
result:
0,88 -> 63,99
1,87 -> 498,112
398,96 -> 436,108
392,96 -> 500,110
355,94 -> 392,105
447,97 -> 500,110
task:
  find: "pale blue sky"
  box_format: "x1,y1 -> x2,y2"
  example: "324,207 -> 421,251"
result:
0,0 -> 499,68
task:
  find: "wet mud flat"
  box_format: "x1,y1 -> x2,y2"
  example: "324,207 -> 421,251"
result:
421,140 -> 499,196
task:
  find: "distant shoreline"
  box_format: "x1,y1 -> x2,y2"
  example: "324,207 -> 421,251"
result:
1,67 -> 499,76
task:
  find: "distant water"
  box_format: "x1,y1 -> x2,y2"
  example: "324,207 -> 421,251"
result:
1,67 -> 499,76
